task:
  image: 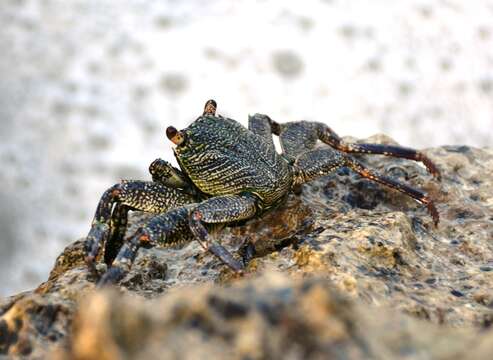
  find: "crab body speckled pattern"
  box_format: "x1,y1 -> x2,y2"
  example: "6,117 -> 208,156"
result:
84,100 -> 441,285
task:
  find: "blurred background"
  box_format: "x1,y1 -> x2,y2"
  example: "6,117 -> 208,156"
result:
1,0 -> 492,297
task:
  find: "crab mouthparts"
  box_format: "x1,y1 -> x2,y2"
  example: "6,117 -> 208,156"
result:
166,126 -> 185,145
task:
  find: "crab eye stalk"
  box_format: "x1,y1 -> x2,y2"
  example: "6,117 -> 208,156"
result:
166,126 -> 186,145
203,99 -> 217,116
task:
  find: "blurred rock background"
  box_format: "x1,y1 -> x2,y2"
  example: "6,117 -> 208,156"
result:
0,0 -> 492,297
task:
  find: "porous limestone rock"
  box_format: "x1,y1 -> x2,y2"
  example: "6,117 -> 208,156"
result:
1,138 -> 492,359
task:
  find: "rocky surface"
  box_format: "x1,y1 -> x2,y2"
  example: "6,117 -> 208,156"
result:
1,138 -> 492,359
2,0 -> 493,297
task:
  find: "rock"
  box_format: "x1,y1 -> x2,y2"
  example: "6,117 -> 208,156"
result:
55,274 -> 490,360
1,138 -> 493,358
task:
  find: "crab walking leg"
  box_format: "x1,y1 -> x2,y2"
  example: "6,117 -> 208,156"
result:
278,121 -> 321,163
346,158 -> 439,225
248,113 -> 277,149
292,148 -> 439,225
275,120 -> 440,179
85,181 -> 195,270
189,194 -> 259,272
98,206 -> 196,285
316,123 -> 441,180
340,143 -> 441,180
99,193 -> 255,285
98,231 -> 141,286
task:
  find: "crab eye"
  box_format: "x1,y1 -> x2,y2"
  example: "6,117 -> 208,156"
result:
203,99 -> 217,116
166,126 -> 186,145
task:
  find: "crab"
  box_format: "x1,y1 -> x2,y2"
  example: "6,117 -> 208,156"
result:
84,99 -> 440,285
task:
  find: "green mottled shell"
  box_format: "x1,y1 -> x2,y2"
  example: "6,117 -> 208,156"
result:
174,115 -> 292,209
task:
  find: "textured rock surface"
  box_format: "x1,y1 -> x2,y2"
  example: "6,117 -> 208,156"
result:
1,138 -> 492,359
2,0 -> 493,297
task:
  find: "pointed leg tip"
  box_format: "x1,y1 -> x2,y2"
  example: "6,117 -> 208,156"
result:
97,267 -> 126,287
85,255 -> 102,279
230,260 -> 245,273
432,170 -> 442,182
420,155 -> 442,181
426,202 -> 440,228
207,243 -> 244,272
85,255 -> 95,266
84,222 -> 110,271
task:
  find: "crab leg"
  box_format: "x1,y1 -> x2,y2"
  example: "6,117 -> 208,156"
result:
292,148 -> 439,225
270,119 -> 440,179
104,203 -> 131,265
278,121 -> 321,163
248,113 -> 278,149
85,181 -> 195,272
99,194 -> 257,285
317,125 -> 441,180
98,206 -> 195,285
189,194 -> 258,272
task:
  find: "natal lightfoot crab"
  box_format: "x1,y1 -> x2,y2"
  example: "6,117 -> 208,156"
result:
85,100 -> 440,285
